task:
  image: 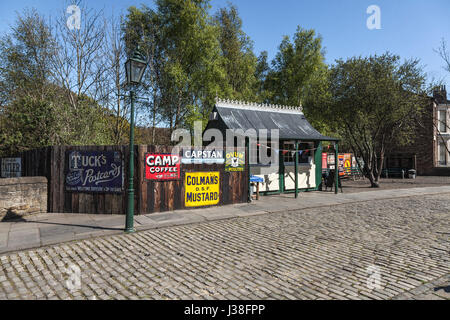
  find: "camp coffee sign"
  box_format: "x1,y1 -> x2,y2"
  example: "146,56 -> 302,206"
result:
185,172 -> 220,207
1,158 -> 21,178
145,153 -> 180,181
65,151 -> 124,193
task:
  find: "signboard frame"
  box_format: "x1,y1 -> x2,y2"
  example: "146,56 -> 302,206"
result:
225,150 -> 245,172
145,153 -> 181,181
184,171 -> 220,207
65,150 -> 124,193
1,158 -> 22,178
181,148 -> 225,165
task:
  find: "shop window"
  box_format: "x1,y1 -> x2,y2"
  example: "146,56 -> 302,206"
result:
283,142 -> 295,163
282,142 -> 313,164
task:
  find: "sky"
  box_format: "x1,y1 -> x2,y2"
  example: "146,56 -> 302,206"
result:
0,0 -> 449,84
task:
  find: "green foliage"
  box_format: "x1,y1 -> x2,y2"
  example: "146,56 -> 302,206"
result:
0,97 -> 59,154
214,4 -> 258,101
314,53 -> 428,186
0,8 -> 56,105
0,8 -> 116,156
0,2 -> 434,162
123,0 -> 228,133
264,27 -> 326,107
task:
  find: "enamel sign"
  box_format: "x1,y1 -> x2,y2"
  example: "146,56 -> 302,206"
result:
225,151 -> 245,172
185,172 -> 220,207
145,153 -> 181,181
65,151 -> 123,193
1,158 -> 21,178
182,149 -> 224,164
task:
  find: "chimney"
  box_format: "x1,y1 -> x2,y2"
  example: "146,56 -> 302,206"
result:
433,85 -> 447,104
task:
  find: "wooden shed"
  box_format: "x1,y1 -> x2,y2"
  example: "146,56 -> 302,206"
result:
205,99 -> 340,196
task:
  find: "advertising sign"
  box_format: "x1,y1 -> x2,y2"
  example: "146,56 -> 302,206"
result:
344,153 -> 352,175
322,153 -> 328,170
327,154 -> 335,170
182,149 -> 224,164
225,151 -> 245,172
145,153 -> 180,181
185,172 -> 220,207
338,154 -> 345,176
1,158 -> 21,178
65,151 -> 123,193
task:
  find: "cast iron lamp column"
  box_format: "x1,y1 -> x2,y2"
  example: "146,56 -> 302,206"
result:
124,47 -> 148,233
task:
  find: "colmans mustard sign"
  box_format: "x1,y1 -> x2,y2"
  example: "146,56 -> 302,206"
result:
185,172 -> 220,207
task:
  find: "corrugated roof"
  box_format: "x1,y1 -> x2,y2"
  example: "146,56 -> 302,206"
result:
213,99 -> 338,141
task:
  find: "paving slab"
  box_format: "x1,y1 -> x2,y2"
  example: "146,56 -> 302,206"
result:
6,228 -> 40,251
40,232 -> 76,246
0,232 -> 8,247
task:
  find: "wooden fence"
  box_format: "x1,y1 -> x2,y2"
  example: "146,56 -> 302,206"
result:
13,145 -> 248,215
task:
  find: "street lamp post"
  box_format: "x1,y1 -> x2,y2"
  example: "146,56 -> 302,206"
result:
124,47 -> 148,234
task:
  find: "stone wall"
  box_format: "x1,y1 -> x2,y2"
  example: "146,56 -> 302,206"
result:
0,177 -> 47,220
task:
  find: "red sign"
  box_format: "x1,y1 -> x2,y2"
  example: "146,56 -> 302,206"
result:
145,153 -> 180,181
322,153 -> 328,169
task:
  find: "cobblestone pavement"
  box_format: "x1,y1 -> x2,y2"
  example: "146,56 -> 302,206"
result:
0,194 -> 448,300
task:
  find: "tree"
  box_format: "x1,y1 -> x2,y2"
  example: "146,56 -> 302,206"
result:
51,1 -> 107,110
0,5 -> 115,155
0,8 -> 56,105
317,53 -> 428,187
123,0 -> 228,136
254,51 -> 270,101
214,4 -> 257,100
157,0 -> 227,132
436,39 -> 450,75
0,9 -> 68,154
123,5 -> 164,144
0,97 -> 60,154
99,12 -> 129,145
265,27 -> 326,107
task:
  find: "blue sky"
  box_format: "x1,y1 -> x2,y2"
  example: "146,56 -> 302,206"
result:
0,0 -> 449,83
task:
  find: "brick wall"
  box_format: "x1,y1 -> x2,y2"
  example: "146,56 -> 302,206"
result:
0,177 -> 47,220
388,100 -> 438,175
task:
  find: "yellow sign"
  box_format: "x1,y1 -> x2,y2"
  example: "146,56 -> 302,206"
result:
185,172 -> 220,207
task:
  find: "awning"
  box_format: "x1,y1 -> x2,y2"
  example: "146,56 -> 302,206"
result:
210,99 -> 338,141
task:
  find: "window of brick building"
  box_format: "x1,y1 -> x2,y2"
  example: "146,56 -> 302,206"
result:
439,141 -> 447,166
439,110 -> 447,133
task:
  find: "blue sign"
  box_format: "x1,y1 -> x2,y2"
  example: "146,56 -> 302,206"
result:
65,151 -> 124,193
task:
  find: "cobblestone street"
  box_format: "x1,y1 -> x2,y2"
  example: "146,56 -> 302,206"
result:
0,193 -> 449,300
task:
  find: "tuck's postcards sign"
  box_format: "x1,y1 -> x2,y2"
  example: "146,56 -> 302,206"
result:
65,151 -> 124,193
145,153 -> 181,181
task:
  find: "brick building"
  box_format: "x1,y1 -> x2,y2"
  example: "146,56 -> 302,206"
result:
386,86 -> 450,175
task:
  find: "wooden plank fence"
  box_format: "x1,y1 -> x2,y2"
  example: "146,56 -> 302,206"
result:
10,145 -> 248,215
